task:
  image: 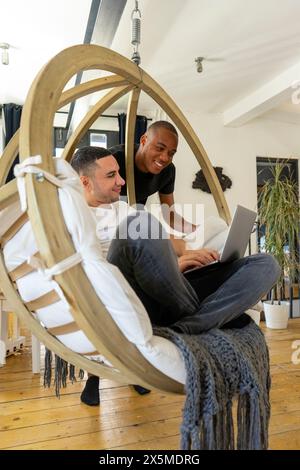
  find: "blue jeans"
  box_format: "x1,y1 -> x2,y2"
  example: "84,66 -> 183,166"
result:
107,212 -> 280,334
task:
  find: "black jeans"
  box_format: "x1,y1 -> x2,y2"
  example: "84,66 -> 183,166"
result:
107,212 -> 280,334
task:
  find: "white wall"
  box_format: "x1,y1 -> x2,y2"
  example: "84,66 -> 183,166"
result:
169,112 -> 299,218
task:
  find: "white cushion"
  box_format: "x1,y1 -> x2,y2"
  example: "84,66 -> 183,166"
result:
245,309 -> 261,326
2,158 -> 187,384
148,203 -> 228,254
3,158 -> 152,351
184,216 -> 229,253
138,336 -> 186,384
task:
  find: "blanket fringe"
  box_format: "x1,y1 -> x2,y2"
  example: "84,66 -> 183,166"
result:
44,348 -> 85,398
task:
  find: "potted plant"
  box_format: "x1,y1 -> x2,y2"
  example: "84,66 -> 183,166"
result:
258,161 -> 299,329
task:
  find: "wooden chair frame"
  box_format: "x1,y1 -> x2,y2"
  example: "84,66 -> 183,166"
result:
0,45 -> 231,394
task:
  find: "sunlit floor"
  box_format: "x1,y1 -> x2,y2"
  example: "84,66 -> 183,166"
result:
0,320 -> 300,450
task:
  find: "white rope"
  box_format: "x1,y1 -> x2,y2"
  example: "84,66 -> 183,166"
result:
13,155 -> 74,211
28,252 -> 82,282
14,156 -> 42,211
14,155 -> 84,281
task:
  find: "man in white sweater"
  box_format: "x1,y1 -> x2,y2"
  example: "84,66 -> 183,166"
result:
71,146 -> 220,404
71,146 -> 219,404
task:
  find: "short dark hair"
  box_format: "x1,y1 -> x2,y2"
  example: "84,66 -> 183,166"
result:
70,146 -> 112,175
147,120 -> 178,137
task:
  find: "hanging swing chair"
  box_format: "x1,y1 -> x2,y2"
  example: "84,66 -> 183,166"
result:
0,44 -> 232,395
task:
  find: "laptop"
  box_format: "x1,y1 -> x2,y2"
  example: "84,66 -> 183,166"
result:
184,205 -> 257,273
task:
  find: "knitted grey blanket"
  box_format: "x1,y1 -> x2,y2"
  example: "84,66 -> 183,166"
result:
154,320 -> 271,450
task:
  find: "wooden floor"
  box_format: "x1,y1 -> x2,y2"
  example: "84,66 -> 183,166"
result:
0,320 -> 300,450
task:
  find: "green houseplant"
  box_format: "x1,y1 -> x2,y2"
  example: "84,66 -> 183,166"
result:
258,161 -> 300,329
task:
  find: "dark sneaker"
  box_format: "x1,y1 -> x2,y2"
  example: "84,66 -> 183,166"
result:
80,375 -> 100,406
132,384 -> 151,395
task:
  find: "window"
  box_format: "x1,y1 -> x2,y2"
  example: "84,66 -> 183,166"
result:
55,148 -> 64,157
53,127 -> 68,157
53,128 -> 119,156
90,132 -> 107,148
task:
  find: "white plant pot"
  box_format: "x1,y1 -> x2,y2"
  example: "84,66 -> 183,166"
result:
263,301 -> 289,329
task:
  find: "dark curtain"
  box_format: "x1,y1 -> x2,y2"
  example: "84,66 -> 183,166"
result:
118,113 -> 148,145
3,103 -> 23,182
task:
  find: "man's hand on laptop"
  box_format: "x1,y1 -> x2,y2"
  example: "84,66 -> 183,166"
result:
178,249 -> 220,273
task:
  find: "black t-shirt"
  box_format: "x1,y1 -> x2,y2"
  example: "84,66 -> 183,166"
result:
109,144 -> 176,205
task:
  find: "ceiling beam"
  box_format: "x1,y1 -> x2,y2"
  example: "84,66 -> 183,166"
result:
223,61 -> 300,127
66,0 -> 127,135
65,0 -> 101,132
92,0 -> 127,47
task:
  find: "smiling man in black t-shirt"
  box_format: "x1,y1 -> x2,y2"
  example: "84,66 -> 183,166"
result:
109,120 -> 196,234
109,142 -> 176,206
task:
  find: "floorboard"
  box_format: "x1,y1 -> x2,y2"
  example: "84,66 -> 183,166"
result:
0,319 -> 300,450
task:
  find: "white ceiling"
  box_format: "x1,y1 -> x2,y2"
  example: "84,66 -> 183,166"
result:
0,0 -> 92,104
111,0 -> 300,123
2,0 -> 300,125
